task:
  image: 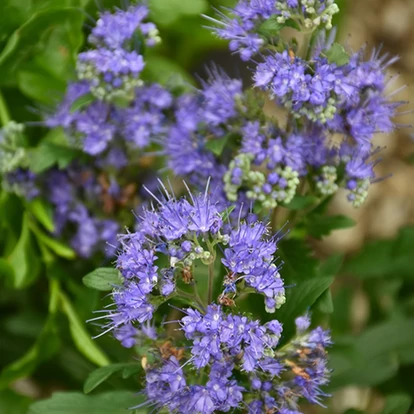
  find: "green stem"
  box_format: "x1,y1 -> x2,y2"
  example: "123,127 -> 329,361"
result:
176,289 -> 205,312
298,30 -> 314,60
0,91 -> 11,126
207,261 -> 215,305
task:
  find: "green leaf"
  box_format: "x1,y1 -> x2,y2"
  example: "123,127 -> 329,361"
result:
142,54 -> 195,86
314,287 -> 334,313
286,194 -> 318,210
83,267 -> 122,291
28,198 -> 55,232
18,67 -> 66,105
149,0 -> 208,26
29,142 -> 79,173
0,258 -> 15,281
205,136 -> 229,156
30,222 -> 75,259
0,8 -> 84,85
307,214 -> 355,239
220,206 -> 235,223
343,226 -> 414,279
0,389 -> 32,414
330,318 -> 414,389
70,92 -> 95,113
7,214 -> 40,289
28,391 -> 146,414
0,279 -> 60,389
59,291 -> 110,367
325,43 -> 350,66
276,277 -> 334,339
319,253 -> 344,277
258,17 -> 300,36
381,394 -> 412,414
84,363 -> 141,394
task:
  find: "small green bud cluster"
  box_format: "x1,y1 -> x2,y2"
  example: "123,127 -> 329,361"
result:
0,122 -> 28,174
348,178 -> 370,208
315,165 -> 338,196
275,0 -> 339,31
77,60 -> 143,102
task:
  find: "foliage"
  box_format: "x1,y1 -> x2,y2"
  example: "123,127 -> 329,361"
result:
0,0 -> 412,413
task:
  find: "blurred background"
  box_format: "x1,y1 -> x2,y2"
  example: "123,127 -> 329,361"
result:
0,0 -> 413,413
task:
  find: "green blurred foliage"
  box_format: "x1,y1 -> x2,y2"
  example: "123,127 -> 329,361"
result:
0,0 -> 413,413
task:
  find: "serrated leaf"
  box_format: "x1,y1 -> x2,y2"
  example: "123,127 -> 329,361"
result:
84,363 -> 141,394
381,393 -> 412,414
325,43 -> 350,66
28,391 -> 146,414
205,136 -> 229,156
83,267 -> 122,291
59,291 -> 110,367
70,92 -> 95,113
307,214 -> 355,239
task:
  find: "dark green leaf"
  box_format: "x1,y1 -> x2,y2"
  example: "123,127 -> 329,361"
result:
276,277 -> 334,339
0,279 -> 60,389
0,258 -> 15,281
28,391 -> 146,414
205,136 -> 229,156
84,363 -> 141,394
319,253 -> 344,277
286,194 -> 318,210
330,318 -> 414,388
70,92 -> 95,113
59,291 -> 110,367
83,267 -> 122,291
149,0 -> 208,26
314,287 -> 334,313
325,43 -> 350,66
0,8 -> 84,85
258,17 -> 300,36
344,226 -> 414,280
381,393 -> 412,414
307,214 -> 355,239
0,389 -> 32,414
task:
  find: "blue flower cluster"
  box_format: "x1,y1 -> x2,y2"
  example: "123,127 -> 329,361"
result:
93,185 -> 332,412
208,0 -> 339,60
99,185 -> 285,348
77,4 -> 159,101
144,308 -> 331,413
165,2 -> 402,211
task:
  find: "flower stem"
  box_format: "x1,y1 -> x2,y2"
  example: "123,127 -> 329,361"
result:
207,261 -> 214,305
0,91 -> 11,126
